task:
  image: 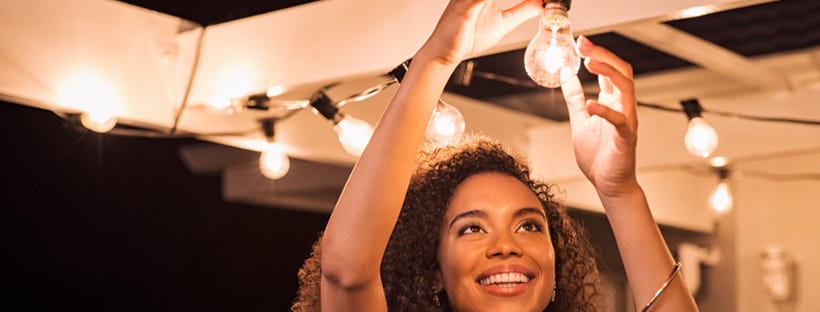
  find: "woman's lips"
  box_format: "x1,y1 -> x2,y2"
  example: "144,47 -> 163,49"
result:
475,264 -> 535,297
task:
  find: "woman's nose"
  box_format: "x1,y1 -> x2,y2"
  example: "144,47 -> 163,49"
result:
486,231 -> 523,258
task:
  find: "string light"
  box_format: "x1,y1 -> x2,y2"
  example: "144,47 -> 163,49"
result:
426,99 -> 465,147
709,166 -> 733,215
524,0 -> 580,88
681,98 -> 719,158
80,111 -> 117,133
59,71 -> 120,133
259,118 -> 290,179
390,60 -> 466,147
310,91 -> 374,157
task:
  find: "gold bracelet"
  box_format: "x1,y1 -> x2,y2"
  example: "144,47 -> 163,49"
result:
641,262 -> 682,312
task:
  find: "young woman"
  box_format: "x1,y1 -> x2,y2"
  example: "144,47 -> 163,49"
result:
294,0 -> 699,311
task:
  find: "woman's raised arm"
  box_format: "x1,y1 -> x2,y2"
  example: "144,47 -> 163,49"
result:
561,36 -> 698,311
319,1 -> 543,311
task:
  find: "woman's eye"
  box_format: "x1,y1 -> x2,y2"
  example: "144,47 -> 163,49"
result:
517,220 -> 544,233
459,224 -> 484,236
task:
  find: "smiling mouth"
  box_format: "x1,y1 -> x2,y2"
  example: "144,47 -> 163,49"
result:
477,272 -> 531,287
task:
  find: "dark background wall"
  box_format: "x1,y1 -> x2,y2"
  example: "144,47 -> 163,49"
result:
0,101 -> 328,311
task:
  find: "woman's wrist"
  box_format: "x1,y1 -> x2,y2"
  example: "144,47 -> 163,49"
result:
595,179 -> 643,207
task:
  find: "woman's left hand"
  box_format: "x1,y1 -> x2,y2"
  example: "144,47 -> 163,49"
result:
561,36 -> 639,200
419,0 -> 543,67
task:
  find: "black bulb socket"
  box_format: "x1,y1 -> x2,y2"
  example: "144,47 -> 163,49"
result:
680,98 -> 704,120
310,91 -> 339,120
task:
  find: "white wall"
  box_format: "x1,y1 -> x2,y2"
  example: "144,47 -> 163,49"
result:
735,152 -> 820,311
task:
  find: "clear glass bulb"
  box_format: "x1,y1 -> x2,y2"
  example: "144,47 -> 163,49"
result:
709,180 -> 733,214
80,111 -> 117,133
524,7 -> 581,88
425,100 -> 465,147
684,117 -> 719,158
333,114 -> 374,157
259,143 -> 290,179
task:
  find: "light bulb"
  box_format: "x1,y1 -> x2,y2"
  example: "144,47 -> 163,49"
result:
684,117 -> 719,158
259,143 -> 290,179
205,92 -> 245,115
80,111 -> 117,133
333,114 -> 374,157
425,100 -> 465,147
524,5 -> 580,88
709,179 -> 733,214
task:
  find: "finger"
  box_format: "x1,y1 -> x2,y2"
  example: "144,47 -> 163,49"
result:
585,58 -> 633,96
587,57 -> 614,94
561,75 -> 589,125
586,100 -> 630,131
501,0 -> 543,30
587,59 -> 638,125
578,35 -> 633,79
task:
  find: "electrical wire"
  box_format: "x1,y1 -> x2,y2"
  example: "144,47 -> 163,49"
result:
170,26 -> 207,135
458,66 -> 820,127
637,102 -> 820,126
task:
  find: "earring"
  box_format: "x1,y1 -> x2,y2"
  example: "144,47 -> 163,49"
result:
551,287 -> 556,302
432,287 -> 441,307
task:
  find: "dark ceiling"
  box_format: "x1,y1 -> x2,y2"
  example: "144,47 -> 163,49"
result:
120,0 -> 820,118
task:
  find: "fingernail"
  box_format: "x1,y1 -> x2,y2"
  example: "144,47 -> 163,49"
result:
578,35 -> 591,49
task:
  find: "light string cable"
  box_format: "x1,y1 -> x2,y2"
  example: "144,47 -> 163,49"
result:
453,60 -> 820,127
636,102 -> 820,126
169,23 -> 206,135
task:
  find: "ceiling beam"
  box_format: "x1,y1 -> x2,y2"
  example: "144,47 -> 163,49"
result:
615,22 -> 791,92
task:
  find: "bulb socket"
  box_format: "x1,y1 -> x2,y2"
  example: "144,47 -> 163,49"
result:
310,91 -> 339,120
716,167 -> 730,180
680,98 -> 704,120
544,0 -> 571,11
261,118 -> 276,142
246,93 -> 270,110
389,59 -> 412,83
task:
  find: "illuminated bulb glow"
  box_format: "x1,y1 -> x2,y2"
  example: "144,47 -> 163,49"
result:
333,115 -> 374,157
684,117 -> 719,158
205,67 -> 256,114
524,6 -> 580,88
80,111 -> 117,133
544,36 -> 565,74
267,85 -> 286,97
59,71 -> 121,133
710,156 -> 728,167
425,100 -> 465,147
709,180 -> 733,214
259,143 -> 290,179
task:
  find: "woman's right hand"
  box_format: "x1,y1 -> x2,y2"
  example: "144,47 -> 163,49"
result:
419,0 -> 543,67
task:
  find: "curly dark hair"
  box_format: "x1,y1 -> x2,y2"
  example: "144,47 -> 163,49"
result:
293,135 -> 602,311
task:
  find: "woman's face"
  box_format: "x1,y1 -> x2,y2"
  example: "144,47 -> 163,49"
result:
438,172 -> 555,312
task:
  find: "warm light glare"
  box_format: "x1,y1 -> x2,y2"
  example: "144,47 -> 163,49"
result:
59,71 -> 121,132
266,85 -> 286,97
80,111 -> 117,133
259,143 -> 290,179
425,100 -> 465,147
677,5 -> 718,19
524,9 -> 580,88
710,156 -> 728,168
709,180 -> 733,214
684,117 -> 719,158
205,67 -> 257,114
333,114 -> 374,157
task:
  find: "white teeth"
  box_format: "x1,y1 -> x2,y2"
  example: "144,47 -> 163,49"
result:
479,272 -> 530,286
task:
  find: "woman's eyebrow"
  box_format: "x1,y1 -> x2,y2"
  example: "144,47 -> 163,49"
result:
514,207 -> 547,220
448,210 -> 487,229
